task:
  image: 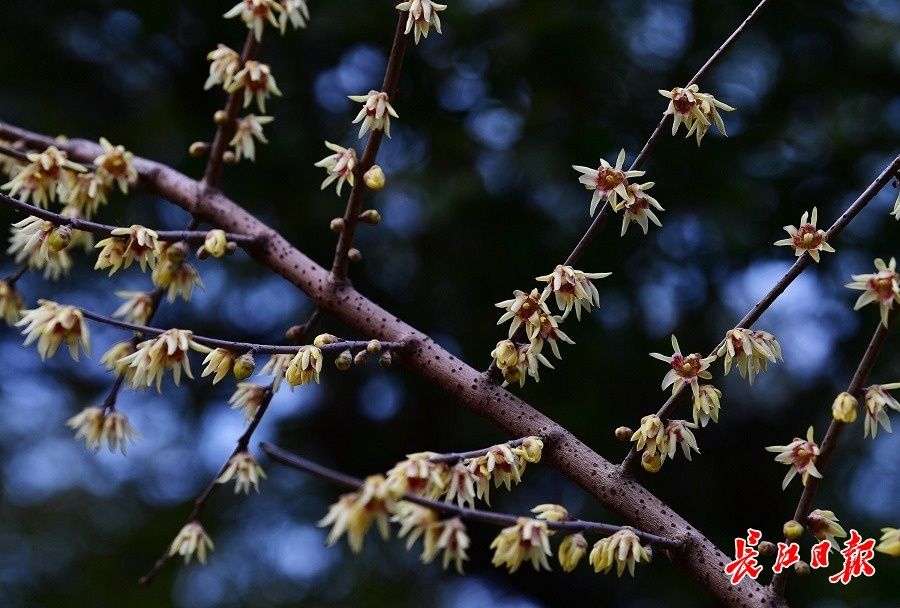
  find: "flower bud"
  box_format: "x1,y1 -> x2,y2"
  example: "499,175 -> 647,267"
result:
189,141 -> 210,157
379,351 -> 392,368
285,325 -> 304,343
204,229 -> 228,258
831,391 -> 858,424
348,248 -> 362,262
363,165 -> 385,190
166,241 -> 189,263
783,520 -> 804,541
196,245 -> 210,260
335,350 -> 352,371
758,540 -> 776,555
794,561 -> 810,576
313,333 -> 338,346
520,437 -> 544,463
353,350 -> 368,366
359,209 -> 382,225
366,340 -> 381,355
330,218 -> 345,232
48,225 -> 72,252
558,534 -> 587,572
641,452 -> 662,473
226,241 -> 237,255
614,426 -> 633,442
222,151 -> 236,164
232,352 -> 255,381
213,110 -> 228,124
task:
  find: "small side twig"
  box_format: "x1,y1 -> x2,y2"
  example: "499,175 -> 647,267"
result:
427,437 -> 528,464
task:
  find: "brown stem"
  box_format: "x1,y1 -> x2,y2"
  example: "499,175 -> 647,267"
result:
261,442 -> 683,549
620,154 -> 900,474
770,315 -> 893,594
3,261 -> 29,286
428,437 -> 528,464
330,12 -> 408,281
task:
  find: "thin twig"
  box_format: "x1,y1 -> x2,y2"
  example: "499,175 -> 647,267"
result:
261,442 -> 683,550
427,437 -> 528,464
0,192 -> 255,244
621,153 -> 900,474
769,315 -> 893,594
3,262 -> 29,286
330,12 -> 408,282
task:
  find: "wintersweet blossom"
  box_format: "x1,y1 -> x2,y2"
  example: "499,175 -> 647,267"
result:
229,382 -> 269,421
661,419 -> 700,462
17,300 -> 90,360
773,208 -> 834,262
93,138 -> 138,194
862,383 -> 900,438
230,114 -> 272,162
66,406 -> 138,454
387,452 -> 449,498
7,216 -> 72,279
490,340 -> 553,386
314,141 -> 358,196
535,265 -> 611,321
649,335 -> 715,398
620,182 -> 663,236
396,0 -> 447,44
659,85 -> 734,144
224,0 -> 282,41
285,345 -> 323,387
589,529 -> 651,577
279,0 -> 310,32
152,256 -> 203,303
518,436 -> 544,463
318,475 -> 398,553
495,288 -> 551,339
95,224 -> 160,273
807,509 -> 847,548
392,502 -> 438,551
349,90 -> 399,138
630,415 -> 666,458
0,279 -> 24,325
422,517 -> 470,573
693,384 -> 722,426
685,91 -> 735,145
485,443 -> 525,490
201,349 -> 237,385
216,451 -> 266,493
717,328 -> 782,384
443,462 -> 476,508
117,329 -> 210,391
112,291 -> 155,325
205,44 -> 240,90
490,518 -> 552,573
876,528 -> 900,556
831,391 -> 858,424
2,146 -> 86,207
169,521 -> 214,564
101,341 -> 136,382
66,172 -> 108,218
259,353 -> 292,391
530,314 -> 574,360
227,60 -> 282,112
572,150 -> 645,215
845,257 -> 900,327
532,503 -> 570,523
765,426 -> 822,490
559,533 -> 588,572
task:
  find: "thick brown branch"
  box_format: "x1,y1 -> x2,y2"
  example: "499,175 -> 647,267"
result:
261,442 -> 683,550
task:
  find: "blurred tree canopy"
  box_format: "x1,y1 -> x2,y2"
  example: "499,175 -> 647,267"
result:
0,0 -> 898,606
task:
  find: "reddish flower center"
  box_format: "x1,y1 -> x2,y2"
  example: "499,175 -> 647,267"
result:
868,274 -> 897,301
793,224 -> 824,249
595,167 -> 624,192
671,353 -> 703,379
672,90 -> 695,115
792,442 -> 816,470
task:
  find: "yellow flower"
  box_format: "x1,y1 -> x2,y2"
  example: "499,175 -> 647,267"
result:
693,384 -> 722,426
224,0 -> 283,41
845,257 -> 900,327
558,533 -> 588,572
204,44 -> 240,90
649,334 -> 716,398
117,329 -> 209,392
112,290 -> 156,325
773,207 -> 835,263
443,462 -> 476,508
495,288 -> 551,339
1,145 -> 85,208
93,137 -> 137,194
396,0 -> 447,44
318,475 -> 398,553
630,415 -> 667,458
65,172 -> 108,219
17,300 -> 90,360
0,279 -> 24,325
490,518 -> 552,573
659,85 -> 734,145
485,443 -> 525,491
101,341 -> 136,382
391,502 -> 438,550
201,348 -> 237,385
216,451 -> 266,493
386,452 -> 449,498
862,383 -> 900,438
66,406 -> 138,454
831,392 -> 858,424
285,345 -> 323,387
349,90 -> 399,139
259,354 -> 293,392
661,419 -> 700,462
422,517 -> 470,573
517,436 -> 544,463
96,224 -> 160,273
531,503 -> 569,523
279,0 -> 310,32
229,382 -> 269,421
572,149 -> 645,215
807,509 -> 847,548
314,141 -> 357,196
227,60 -> 282,112
229,114 -> 273,162
536,265 -> 611,321
168,521 -> 214,564
620,182 -> 664,236
765,426 -> 822,490
717,328 -> 782,384
152,257 -> 203,303
7,216 -> 72,279
588,528 -> 651,577
876,527 -> 900,556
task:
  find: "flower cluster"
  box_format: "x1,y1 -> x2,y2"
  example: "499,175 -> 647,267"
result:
116,329 -> 210,391
629,415 -> 698,471
285,345 -> 323,387
765,426 -> 822,490
152,243 -> 203,302
95,224 -> 161,274
2,145 -> 86,208
396,0 -> 447,44
846,257 -> 900,327
314,141 -> 358,196
774,207 -> 834,262
349,90 -> 399,138
17,300 -> 90,360
66,406 -> 138,454
862,383 -> 900,438
536,265 -> 611,321
588,528 -> 651,577
572,149 -> 647,216
490,518 -> 552,573
318,475 -> 399,553
216,451 -> 266,493
7,216 -> 73,279
650,335 -> 715,398
659,85 -> 735,145
717,328 -> 782,384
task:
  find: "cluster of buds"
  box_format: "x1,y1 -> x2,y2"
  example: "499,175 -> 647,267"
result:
717,328 -> 783,384
846,257 -> 900,327
774,207 -> 835,263
66,406 -> 138,454
765,426 -> 822,490
17,300 -> 90,360
659,85 -> 735,145
862,383 -> 900,438
116,329 -> 210,392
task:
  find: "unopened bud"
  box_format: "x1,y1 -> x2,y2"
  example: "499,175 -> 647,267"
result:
222,151 -> 236,164
204,229 -> 228,258
285,325 -> 304,343
313,333 -> 338,346
330,218 -> 345,232
189,141 -> 209,157
831,391 -> 858,424
232,352 -> 255,380
196,245 -> 210,260
166,241 -> 189,263
348,248 -> 362,262
213,110 -> 228,124
48,225 -> 72,252
359,209 -> 381,225
758,541 -> 776,555
366,340 -> 381,355
614,426 -> 632,442
379,351 -> 392,368
363,165 -> 385,190
353,350 -> 368,366
225,241 -> 237,255
794,561 -> 810,576
335,350 -> 352,371
641,452 -> 662,473
783,520 -> 804,541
